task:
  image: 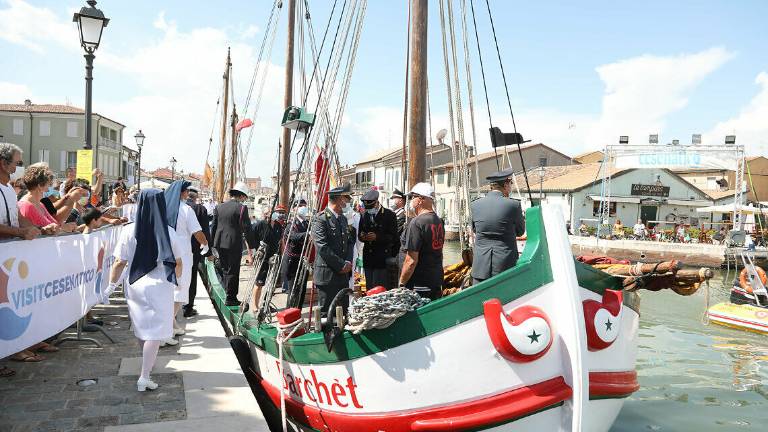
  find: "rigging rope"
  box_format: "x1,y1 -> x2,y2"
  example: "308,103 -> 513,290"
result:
480,0 -> 533,201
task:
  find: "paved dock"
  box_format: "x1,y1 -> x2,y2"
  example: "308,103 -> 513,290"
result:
0,275 -> 268,432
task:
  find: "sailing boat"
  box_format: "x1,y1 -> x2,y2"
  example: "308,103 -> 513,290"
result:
205,1 -> 640,430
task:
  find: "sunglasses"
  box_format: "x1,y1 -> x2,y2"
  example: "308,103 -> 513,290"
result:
4,159 -> 23,167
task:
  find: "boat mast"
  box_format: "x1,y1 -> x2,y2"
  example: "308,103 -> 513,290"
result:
229,106 -> 238,191
279,0 -> 296,207
407,0 -> 428,189
216,48 -> 231,202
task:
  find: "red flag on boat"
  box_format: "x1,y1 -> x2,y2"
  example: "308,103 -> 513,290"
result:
235,118 -> 253,132
315,150 -> 331,210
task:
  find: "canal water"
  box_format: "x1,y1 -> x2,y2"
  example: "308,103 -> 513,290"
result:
442,241 -> 768,431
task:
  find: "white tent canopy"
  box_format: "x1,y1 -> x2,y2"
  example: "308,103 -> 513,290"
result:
696,204 -> 765,214
138,179 -> 171,190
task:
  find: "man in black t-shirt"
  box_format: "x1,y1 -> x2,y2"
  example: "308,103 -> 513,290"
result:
399,182 -> 444,300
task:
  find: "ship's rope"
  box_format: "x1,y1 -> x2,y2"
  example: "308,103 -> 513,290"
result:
480,0 -> 533,200
345,289 -> 430,334
276,316 -> 306,432
256,0 -> 368,327
460,0 -> 481,193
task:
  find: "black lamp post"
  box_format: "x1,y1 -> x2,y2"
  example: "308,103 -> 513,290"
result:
170,157 -> 177,180
73,1 -> 109,150
134,130 -> 145,190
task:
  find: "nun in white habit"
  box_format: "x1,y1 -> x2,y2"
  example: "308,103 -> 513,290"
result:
108,189 -> 182,392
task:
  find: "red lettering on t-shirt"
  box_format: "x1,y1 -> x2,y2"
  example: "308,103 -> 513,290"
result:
430,224 -> 444,250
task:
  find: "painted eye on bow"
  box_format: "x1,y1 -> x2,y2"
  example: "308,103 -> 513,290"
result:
583,289 -> 623,351
483,300 -> 553,363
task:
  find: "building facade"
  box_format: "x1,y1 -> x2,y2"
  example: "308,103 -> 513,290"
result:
433,143 -> 574,224
0,101 -> 126,201
514,163 -> 745,230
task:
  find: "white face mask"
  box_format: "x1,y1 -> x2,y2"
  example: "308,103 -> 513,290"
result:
9,166 -> 24,182
297,206 -> 309,220
409,199 -> 418,211
366,208 -> 377,215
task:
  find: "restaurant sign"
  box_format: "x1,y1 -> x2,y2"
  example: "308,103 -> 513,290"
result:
631,184 -> 670,197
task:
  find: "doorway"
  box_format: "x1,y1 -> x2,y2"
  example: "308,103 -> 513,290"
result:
640,205 -> 658,227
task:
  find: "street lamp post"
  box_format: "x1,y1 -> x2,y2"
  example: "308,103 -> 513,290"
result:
134,130 -> 145,190
170,157 -> 177,180
73,1 -> 109,150
538,166 -> 546,206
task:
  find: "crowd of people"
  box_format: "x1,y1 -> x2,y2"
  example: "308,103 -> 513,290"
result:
2,139 -> 528,387
0,142 -> 208,387
211,167 -> 524,323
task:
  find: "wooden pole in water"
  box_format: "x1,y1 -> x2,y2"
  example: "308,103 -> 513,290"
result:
229,107 -> 238,191
279,0 -> 296,207
407,0 -> 428,190
216,48 -> 231,202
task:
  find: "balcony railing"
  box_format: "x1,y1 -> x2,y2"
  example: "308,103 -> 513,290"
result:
98,137 -> 121,151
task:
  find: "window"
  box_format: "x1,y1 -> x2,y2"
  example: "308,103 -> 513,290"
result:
592,201 -> 616,217
110,129 -> 117,141
67,152 -> 77,169
447,171 -> 453,187
38,149 -> 50,164
538,157 -> 548,167
12,119 -> 23,135
39,120 -> 51,137
100,126 -> 109,139
66,121 -> 79,138
706,176 -> 717,189
437,171 -> 445,184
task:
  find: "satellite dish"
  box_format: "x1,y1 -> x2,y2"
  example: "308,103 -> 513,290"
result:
436,129 -> 448,144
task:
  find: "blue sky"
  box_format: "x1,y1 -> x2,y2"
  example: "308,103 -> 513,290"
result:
2,0 -> 767,184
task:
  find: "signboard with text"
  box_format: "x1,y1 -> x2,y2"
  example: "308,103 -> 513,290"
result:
631,183 -> 670,197
76,149 -> 93,181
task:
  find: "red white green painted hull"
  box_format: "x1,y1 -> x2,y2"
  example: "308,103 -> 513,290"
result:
207,205 -> 640,431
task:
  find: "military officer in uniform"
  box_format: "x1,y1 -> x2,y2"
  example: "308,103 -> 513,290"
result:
470,169 -> 525,285
311,183 -> 357,317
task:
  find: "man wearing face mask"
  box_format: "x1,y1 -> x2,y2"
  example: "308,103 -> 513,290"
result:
211,182 -> 254,307
249,205 -> 287,311
358,189 -> 398,290
311,183 -> 357,317
470,168 -> 525,285
399,182 -> 445,300
283,203 -> 311,307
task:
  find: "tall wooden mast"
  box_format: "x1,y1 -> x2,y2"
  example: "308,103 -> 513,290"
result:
229,106 -> 238,191
279,0 -> 296,206
407,0 -> 428,189
216,48 -> 231,202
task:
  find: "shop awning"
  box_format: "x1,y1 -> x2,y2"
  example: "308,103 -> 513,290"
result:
667,199 -> 713,206
696,204 -> 765,214
588,195 -> 640,204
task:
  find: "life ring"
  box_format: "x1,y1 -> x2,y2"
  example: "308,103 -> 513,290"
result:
739,268 -> 767,294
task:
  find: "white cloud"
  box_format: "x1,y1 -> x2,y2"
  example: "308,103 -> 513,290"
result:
97,12 -> 285,182
705,72 -> 768,152
586,47 -> 733,147
0,0 -> 78,53
240,25 -> 259,39
0,81 -> 34,102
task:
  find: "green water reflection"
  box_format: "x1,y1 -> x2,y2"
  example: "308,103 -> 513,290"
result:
442,241 -> 768,431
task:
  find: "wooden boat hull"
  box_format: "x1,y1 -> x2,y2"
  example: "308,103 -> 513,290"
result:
207,205 -> 640,431
707,302 -> 768,334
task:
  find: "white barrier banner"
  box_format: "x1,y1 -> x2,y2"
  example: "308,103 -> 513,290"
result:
0,225 -> 121,358
613,152 -> 740,170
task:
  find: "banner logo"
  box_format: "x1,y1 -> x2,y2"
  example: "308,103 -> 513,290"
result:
0,258 -> 33,340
